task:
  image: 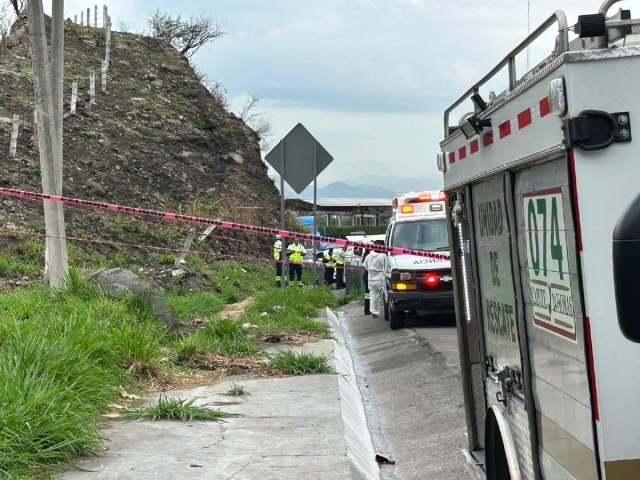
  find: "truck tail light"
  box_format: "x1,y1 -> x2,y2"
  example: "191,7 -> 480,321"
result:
392,283 -> 417,291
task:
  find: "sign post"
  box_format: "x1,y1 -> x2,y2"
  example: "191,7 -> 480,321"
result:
280,139 -> 286,290
313,140 -> 318,286
265,124 -> 334,289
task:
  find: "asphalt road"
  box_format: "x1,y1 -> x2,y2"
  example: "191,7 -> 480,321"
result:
339,303 -> 469,480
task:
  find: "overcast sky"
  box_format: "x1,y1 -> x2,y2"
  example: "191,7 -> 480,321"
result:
56,0 -> 610,184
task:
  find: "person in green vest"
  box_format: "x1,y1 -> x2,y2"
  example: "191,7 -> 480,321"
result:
287,238 -> 306,286
274,235 -> 284,287
323,247 -> 335,286
332,246 -> 345,290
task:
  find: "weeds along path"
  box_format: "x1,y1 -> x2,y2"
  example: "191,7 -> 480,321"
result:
0,264 -> 338,479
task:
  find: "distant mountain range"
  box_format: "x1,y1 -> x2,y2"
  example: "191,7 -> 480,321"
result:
272,174 -> 443,199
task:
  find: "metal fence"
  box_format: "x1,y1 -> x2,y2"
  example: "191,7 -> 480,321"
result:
345,257 -> 365,300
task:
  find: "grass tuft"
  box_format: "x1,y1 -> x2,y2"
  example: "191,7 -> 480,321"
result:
267,350 -> 331,375
122,395 -> 240,422
226,384 -> 250,397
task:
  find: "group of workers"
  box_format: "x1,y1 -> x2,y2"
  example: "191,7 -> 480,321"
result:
273,235 -> 386,318
273,235 -> 346,288
273,235 -> 306,287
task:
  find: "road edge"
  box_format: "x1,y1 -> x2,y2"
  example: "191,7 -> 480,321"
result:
327,307 -> 381,480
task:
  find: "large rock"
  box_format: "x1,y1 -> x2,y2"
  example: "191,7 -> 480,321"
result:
89,268 -> 176,327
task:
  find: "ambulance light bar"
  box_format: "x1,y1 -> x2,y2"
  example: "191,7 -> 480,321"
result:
393,192 -> 446,209
418,193 -> 446,202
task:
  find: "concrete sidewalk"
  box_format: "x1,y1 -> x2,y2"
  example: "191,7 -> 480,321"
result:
61,311 -> 380,480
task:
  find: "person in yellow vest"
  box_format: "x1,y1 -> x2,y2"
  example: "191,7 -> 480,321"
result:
287,238 -> 306,286
323,247 -> 335,286
274,235 -> 284,287
332,246 -> 345,290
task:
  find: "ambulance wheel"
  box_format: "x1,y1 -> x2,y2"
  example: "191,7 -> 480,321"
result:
383,298 -> 389,321
389,310 -> 405,330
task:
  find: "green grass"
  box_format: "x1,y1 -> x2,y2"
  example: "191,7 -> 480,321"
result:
342,287 -> 362,305
242,286 -> 336,336
173,318 -> 259,365
0,254 -> 41,278
0,273 -> 169,478
0,260 -> 336,477
122,395 -> 240,422
267,350 -> 331,375
227,384 -> 250,397
167,291 -> 225,322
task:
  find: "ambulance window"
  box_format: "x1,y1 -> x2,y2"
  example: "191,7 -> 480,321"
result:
390,219 -> 449,251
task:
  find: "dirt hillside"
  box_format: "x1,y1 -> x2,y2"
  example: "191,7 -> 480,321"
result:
0,18 -> 281,272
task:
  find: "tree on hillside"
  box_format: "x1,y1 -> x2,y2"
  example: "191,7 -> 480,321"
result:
7,0 -> 25,18
238,95 -> 273,151
148,9 -> 226,59
0,3 -> 11,56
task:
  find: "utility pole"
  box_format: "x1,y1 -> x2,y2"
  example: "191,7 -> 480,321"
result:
27,0 -> 69,287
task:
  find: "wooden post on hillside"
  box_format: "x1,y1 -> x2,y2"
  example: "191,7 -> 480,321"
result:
86,8 -> 90,27
80,10 -> 84,26
33,109 -> 40,153
74,14 -> 77,23
94,6 -> 98,28
89,71 -> 96,106
52,0 -> 64,197
105,17 -> 111,67
70,82 -> 78,115
9,114 -> 19,158
175,229 -> 197,269
103,5 -> 108,29
101,60 -> 107,93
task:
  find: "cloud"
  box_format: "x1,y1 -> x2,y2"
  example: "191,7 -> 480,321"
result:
47,0 -> 610,186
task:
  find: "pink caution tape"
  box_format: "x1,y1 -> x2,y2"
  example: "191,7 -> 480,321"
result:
0,187 -> 450,261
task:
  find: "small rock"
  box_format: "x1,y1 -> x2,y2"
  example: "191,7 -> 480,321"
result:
178,115 -> 184,121
259,312 -> 268,318
242,323 -> 260,330
268,306 -> 285,313
223,152 -> 244,165
86,179 -> 106,196
89,268 -> 176,327
150,80 -> 163,89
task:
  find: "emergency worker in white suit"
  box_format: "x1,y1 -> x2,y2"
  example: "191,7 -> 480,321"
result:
363,240 -> 386,318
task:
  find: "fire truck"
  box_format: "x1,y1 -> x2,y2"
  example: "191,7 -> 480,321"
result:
382,191 -> 453,329
438,2 -> 640,479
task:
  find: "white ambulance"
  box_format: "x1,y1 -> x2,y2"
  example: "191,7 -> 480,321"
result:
382,191 -> 453,329
439,3 -> 640,480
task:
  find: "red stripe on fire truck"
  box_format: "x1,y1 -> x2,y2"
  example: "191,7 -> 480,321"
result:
446,96 -> 550,165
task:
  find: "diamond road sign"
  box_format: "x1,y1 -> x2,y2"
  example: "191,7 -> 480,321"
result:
265,123 -> 334,194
